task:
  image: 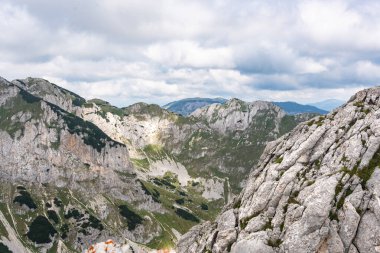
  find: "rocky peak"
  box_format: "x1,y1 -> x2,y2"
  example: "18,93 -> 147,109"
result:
191,98 -> 285,134
12,77 -> 85,114
178,86 -> 380,253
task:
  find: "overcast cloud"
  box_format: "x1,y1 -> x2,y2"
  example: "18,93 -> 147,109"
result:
1,0 -> 379,106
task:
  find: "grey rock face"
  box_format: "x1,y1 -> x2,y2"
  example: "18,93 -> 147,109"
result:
0,78 -> 162,252
178,86 -> 380,253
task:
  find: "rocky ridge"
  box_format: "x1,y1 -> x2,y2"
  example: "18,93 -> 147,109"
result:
177,87 -> 380,253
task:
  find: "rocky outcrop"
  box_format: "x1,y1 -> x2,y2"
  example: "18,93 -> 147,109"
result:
0,77 -> 163,252
12,77 -> 85,115
0,78 -> 132,189
191,99 -> 285,134
178,86 -> 380,253
0,76 -> 319,252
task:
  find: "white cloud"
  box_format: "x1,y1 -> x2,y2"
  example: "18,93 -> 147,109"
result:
0,0 -> 379,106
145,41 -> 234,68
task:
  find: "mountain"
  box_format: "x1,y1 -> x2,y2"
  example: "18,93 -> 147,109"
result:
273,101 -> 328,115
163,97 -> 227,116
0,77 -> 154,253
0,77 -> 317,252
178,87 -> 380,253
308,99 -> 345,111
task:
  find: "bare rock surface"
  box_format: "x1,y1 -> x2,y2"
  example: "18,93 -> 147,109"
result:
178,86 -> 380,253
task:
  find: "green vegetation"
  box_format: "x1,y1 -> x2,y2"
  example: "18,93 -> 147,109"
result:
267,238 -> 282,247
279,115 -> 298,136
329,210 -> 338,221
48,102 -> 123,152
146,228 -> 175,250
64,208 -> 82,220
0,243 -> 12,253
274,156 -> 283,164
307,120 -> 315,126
200,203 -> 208,210
27,216 -> 57,244
263,219 -> 273,230
353,101 -> 364,107
139,180 -> 161,202
239,212 -> 259,229
175,208 -> 200,222
13,190 -> 37,209
118,205 -> 144,231
315,116 -> 325,127
0,90 -> 43,138
143,144 -> 167,161
123,103 -> 168,119
88,215 -> 104,230
53,197 -> 63,207
60,224 -> 69,239
175,198 -> 185,205
47,210 -> 59,224
131,158 -> 150,170
357,151 -> 380,186
88,98 -> 126,119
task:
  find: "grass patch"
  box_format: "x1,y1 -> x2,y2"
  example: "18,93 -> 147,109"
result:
274,156 -> 283,164
146,228 -> 175,250
131,158 -> 150,170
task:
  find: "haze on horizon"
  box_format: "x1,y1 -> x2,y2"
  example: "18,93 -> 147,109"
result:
1,0 -> 380,107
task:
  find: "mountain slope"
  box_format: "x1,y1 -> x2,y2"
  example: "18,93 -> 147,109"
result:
178,87 -> 380,253
273,101 -> 328,115
0,78 -> 181,252
163,98 -> 227,116
1,77 -> 317,251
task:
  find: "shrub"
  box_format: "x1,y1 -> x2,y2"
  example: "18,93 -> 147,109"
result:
0,243 -> 12,253
47,210 -> 59,224
201,203 -> 209,210
175,208 -> 200,222
118,205 -> 143,231
175,198 -> 185,205
27,216 -> 57,244
13,190 -> 37,209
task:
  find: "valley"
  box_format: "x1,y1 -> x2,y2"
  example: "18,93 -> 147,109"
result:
0,77 -> 317,252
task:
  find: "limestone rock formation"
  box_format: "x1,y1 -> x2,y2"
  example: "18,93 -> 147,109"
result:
178,87 -> 380,253
0,76 -> 318,252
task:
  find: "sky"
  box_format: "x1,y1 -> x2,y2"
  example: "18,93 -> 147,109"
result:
1,0 -> 380,107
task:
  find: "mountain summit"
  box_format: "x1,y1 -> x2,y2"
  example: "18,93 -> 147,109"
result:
163,97 -> 227,116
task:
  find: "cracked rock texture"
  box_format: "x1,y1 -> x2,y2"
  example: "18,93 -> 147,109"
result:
178,87 -> 380,253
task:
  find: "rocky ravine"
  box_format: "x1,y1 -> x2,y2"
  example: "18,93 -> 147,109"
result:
178,87 -> 380,253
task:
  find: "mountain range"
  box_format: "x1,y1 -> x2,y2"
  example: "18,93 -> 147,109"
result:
178,87 -> 380,253
0,76 -> 377,253
0,77 -> 318,252
163,98 -> 342,116
308,99 -> 345,112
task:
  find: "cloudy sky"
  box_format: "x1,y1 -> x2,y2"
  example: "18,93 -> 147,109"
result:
1,0 -> 380,106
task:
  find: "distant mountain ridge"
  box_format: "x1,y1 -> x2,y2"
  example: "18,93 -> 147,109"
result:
308,99 -> 345,111
273,101 -> 328,115
163,97 -> 227,115
163,98 -> 331,116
